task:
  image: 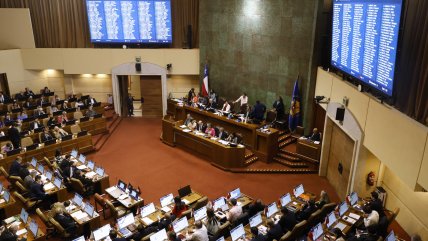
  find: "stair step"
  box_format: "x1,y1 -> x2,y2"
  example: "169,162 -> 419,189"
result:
245,156 -> 258,165
277,153 -> 300,162
273,157 -> 309,168
279,138 -> 295,148
278,133 -> 291,142
236,168 -> 318,174
245,152 -> 254,159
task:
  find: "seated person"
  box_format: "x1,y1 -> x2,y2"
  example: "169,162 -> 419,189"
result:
249,100 -> 266,123
217,127 -> 228,140
74,100 -> 84,108
225,133 -> 236,143
30,118 -> 44,130
158,213 -> 173,230
205,208 -> 220,236
247,199 -> 265,217
347,225 -> 379,241
22,100 -> 32,109
185,221 -> 209,241
250,227 -> 267,241
17,111 -> 28,121
172,196 -> 188,218
221,100 -> 231,113
226,198 -> 242,223
330,228 -> 346,241
266,219 -> 283,241
18,163 -> 30,180
130,224 -> 158,241
168,231 -> 182,241
86,95 -> 97,106
4,114 -> 14,126
315,190 -> 330,209
196,121 -> 205,132
297,198 -> 317,221
309,128 -> 321,142
109,230 -> 126,241
29,175 -> 47,201
85,105 -> 97,118
278,207 -> 297,232
184,114 -> 193,126
38,96 -> 47,106
231,133 -> 243,145
11,102 -> 21,111
52,207 -> 77,233
187,119 -> 197,130
41,127 -> 54,142
59,101 -> 69,111
42,86 -> 51,94
2,143 -> 14,155
24,170 -> 38,188
57,111 -> 68,124
0,223 -> 25,241
51,95 -> 60,105
47,114 -> 56,126
50,105 -> 59,113
34,106 -> 45,116
205,123 -> 216,137
72,169 -> 93,190
363,205 -> 379,228
24,87 -> 34,97
206,98 -> 216,109
9,156 -> 23,176
53,126 -> 69,139
368,191 -> 385,217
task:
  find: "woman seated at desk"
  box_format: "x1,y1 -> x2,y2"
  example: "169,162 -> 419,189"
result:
205,123 -> 216,137
172,196 -> 188,218
187,120 -> 197,131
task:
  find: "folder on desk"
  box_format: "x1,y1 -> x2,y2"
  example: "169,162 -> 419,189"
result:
71,210 -> 88,220
334,222 -> 347,231
349,213 -> 361,220
15,229 -> 27,236
179,125 -> 187,128
43,183 -> 55,191
85,171 -> 96,179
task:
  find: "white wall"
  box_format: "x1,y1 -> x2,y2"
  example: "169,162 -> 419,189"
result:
0,9 -> 35,50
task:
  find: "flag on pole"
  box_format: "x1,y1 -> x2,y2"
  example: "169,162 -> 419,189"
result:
288,77 -> 301,131
202,64 -> 209,96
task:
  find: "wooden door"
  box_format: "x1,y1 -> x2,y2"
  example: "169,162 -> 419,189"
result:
326,125 -> 354,199
140,76 -> 162,117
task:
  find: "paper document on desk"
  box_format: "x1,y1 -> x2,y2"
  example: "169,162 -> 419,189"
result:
182,199 -> 190,205
314,141 -> 320,144
71,210 -> 88,220
161,206 -> 171,213
0,199 -> 5,204
218,140 -> 229,145
195,132 -> 205,136
66,205 -> 77,212
349,213 -> 361,220
85,171 -> 96,179
119,194 -> 129,200
182,129 -> 191,133
106,186 -> 117,193
180,125 -> 187,128
335,222 -> 347,231
343,216 -> 357,224
4,217 -> 16,224
258,225 -> 268,235
142,217 -> 154,225
15,229 -> 27,236
77,165 -> 87,170
238,144 -> 244,148
43,183 -> 55,191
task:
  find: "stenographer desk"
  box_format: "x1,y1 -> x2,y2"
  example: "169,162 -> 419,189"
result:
173,124 -> 246,169
165,100 -> 278,163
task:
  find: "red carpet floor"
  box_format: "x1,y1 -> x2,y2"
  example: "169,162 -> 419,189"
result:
87,118 -> 340,205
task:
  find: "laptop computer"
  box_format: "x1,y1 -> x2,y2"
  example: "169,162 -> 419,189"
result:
150,229 -> 167,241
178,185 -> 191,198
230,224 -> 245,241
93,224 -> 111,241
29,220 -> 39,237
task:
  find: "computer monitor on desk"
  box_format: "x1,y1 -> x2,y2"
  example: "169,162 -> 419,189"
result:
141,203 -> 156,217
178,185 -> 191,197
93,224 -> 111,241
249,212 -> 263,228
338,201 -> 349,217
293,184 -> 304,198
230,224 -> 245,241
229,188 -> 241,199
172,216 -> 189,233
160,193 -> 174,207
117,212 -> 135,230
280,193 -> 292,207
150,229 -> 167,241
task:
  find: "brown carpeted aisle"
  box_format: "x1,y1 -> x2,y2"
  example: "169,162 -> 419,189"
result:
88,118 -> 340,204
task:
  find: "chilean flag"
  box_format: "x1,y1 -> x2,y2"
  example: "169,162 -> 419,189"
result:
202,64 -> 209,96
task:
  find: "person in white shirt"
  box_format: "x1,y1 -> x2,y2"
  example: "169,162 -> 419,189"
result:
222,100 -> 231,113
363,206 -> 379,228
234,93 -> 248,113
226,198 -> 242,223
186,221 -> 209,241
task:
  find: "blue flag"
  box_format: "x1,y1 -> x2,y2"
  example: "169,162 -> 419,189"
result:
288,79 -> 301,131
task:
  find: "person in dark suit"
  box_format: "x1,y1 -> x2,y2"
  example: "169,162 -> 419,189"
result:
41,127 -> 54,142
4,114 -> 15,127
14,91 -> 24,100
24,87 -> 34,97
9,156 -> 23,176
272,96 -> 285,120
72,169 -> 93,190
0,223 -> 26,241
278,207 -> 297,232
53,208 -> 77,233
196,121 -> 206,132
309,128 -> 321,142
130,224 -> 158,241
18,163 -> 30,180
158,213 -> 173,230
187,88 -> 195,104
250,227 -> 267,241
168,231 -> 182,241
109,230 -> 126,241
47,114 -> 56,126
85,95 -> 97,106
29,175 -> 47,201
30,118 -> 44,130
347,225 -> 379,241
247,199 -> 265,217
369,192 -> 385,217
217,127 -> 228,140
266,220 -> 283,241
297,199 -> 317,221
127,94 -> 134,116
0,91 -> 8,103
8,123 -> 21,148
250,100 -> 266,123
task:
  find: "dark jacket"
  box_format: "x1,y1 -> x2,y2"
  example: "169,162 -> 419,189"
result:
266,224 -> 283,241
54,213 -> 77,233
29,182 -> 46,200
251,234 -> 268,241
9,160 -> 21,176
278,212 -> 297,232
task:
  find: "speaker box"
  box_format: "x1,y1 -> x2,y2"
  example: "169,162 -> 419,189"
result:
336,107 -> 345,121
187,25 -> 192,49
135,63 -> 141,72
